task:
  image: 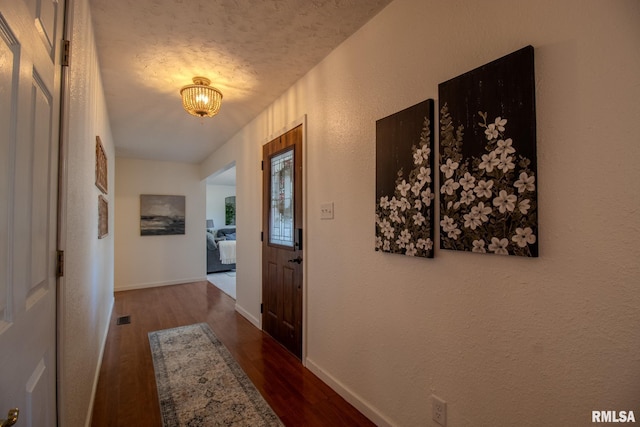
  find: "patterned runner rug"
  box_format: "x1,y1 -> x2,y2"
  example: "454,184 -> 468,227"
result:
148,323 -> 283,426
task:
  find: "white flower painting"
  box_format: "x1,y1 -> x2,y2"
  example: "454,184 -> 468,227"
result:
438,46 -> 538,257
375,100 -> 435,258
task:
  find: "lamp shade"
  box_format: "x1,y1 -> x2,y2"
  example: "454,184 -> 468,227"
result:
180,77 -> 223,118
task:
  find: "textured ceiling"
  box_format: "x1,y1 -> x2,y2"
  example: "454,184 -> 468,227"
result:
89,0 -> 392,163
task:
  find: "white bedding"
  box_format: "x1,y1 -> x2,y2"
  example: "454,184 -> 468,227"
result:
218,240 -> 236,264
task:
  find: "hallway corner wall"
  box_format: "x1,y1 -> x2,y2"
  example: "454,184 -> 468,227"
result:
61,0 -> 115,425
114,157 -> 206,291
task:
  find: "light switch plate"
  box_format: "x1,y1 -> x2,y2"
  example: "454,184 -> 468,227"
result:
320,202 -> 334,220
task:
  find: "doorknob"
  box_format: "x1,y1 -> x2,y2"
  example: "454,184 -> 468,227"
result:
0,408 -> 19,427
288,256 -> 302,264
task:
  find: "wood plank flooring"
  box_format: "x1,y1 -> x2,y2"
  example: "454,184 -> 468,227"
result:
90,281 -> 374,427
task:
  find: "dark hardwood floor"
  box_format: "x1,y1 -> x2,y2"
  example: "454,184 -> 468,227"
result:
91,281 -> 374,427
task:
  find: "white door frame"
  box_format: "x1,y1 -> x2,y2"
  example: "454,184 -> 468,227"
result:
55,0 -> 72,422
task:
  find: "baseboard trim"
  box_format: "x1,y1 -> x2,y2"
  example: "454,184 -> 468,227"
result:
235,303 -> 260,329
115,277 -> 206,292
305,358 -> 395,427
85,295 -> 114,427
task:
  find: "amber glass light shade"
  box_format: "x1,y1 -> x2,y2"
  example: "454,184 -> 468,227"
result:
180,77 -> 223,117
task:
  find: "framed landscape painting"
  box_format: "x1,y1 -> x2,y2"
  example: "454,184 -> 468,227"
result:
140,195 -> 186,236
375,99 -> 435,258
438,46 -> 538,257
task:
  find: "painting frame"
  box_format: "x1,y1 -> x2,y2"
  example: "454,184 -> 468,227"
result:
140,194 -> 186,236
225,196 -> 236,226
375,99 -> 435,258
438,45 -> 538,257
95,136 -> 107,194
98,195 -> 108,239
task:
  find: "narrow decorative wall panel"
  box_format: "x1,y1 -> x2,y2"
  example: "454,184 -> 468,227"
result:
438,46 -> 538,257
375,99 -> 435,258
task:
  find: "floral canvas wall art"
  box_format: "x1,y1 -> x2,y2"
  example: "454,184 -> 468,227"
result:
375,99 -> 435,258
438,46 -> 538,257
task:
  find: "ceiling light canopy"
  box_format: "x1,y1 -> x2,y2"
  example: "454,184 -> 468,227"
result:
180,77 -> 223,118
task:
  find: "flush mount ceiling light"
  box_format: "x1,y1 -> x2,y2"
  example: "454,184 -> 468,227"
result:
180,76 -> 223,118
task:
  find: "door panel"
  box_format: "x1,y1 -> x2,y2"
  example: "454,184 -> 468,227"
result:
0,15 -> 18,322
0,0 -> 63,425
29,74 -> 53,301
33,0 -> 59,56
281,265 -> 295,339
262,125 -> 303,359
265,261 -> 279,328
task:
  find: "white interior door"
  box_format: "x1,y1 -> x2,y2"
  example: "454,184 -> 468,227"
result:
0,0 -> 63,425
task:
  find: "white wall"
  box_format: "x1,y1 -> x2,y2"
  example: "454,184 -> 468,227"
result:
61,0 -> 115,425
200,0 -> 640,425
206,184 -> 236,230
115,158 -> 206,290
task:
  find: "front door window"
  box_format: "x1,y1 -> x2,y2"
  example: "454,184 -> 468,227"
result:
269,148 -> 294,247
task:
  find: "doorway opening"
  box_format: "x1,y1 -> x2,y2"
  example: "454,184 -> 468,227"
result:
205,162 -> 237,299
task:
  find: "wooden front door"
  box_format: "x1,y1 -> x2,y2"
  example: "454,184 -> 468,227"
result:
262,125 -> 303,359
0,0 -> 64,425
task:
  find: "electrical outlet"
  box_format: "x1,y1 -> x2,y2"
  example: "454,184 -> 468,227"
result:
432,395 -> 447,426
